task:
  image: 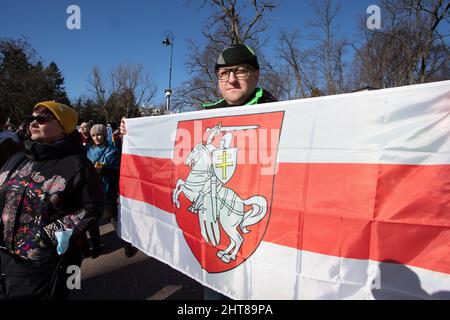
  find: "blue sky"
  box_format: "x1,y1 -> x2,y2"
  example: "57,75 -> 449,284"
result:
0,0 -> 378,105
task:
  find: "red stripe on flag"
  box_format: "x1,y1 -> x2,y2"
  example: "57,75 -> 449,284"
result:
120,154 -> 175,215
120,154 -> 450,274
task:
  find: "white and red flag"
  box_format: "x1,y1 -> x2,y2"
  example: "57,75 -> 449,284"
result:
119,81 -> 450,299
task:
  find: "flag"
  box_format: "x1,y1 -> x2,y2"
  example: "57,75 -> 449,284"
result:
119,80 -> 450,299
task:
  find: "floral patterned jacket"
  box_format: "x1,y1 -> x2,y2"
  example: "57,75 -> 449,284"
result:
0,130 -> 105,261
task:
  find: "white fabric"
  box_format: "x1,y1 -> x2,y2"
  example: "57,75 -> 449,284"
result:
123,80 -> 450,165
120,81 -> 450,299
120,196 -> 450,300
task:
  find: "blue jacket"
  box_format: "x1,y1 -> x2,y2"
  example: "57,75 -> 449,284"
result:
87,143 -> 120,196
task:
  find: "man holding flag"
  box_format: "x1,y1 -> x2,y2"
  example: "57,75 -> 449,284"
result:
119,44 -> 450,299
121,44 -> 278,299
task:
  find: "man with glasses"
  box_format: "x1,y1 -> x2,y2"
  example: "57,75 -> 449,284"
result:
120,44 -> 276,133
202,44 -> 277,109
201,44 -> 277,300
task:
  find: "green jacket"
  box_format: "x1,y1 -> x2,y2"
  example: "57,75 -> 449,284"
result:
202,87 -> 277,109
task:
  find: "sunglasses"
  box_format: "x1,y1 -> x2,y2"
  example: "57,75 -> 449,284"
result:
28,115 -> 56,125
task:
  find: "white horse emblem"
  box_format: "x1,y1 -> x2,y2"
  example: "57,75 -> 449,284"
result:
172,123 -> 268,264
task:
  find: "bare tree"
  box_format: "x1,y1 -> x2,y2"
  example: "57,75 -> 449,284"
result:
307,0 -> 347,95
276,30 -> 323,99
350,0 -> 449,89
258,64 -> 296,101
88,66 -> 111,123
113,64 -> 157,118
273,1 -> 346,99
276,30 -> 306,99
175,40 -> 223,109
88,63 -> 157,123
196,0 -> 278,46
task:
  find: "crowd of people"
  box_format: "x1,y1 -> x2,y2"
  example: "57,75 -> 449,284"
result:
0,43 -> 275,300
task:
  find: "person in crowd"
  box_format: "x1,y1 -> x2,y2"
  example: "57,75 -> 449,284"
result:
120,44 -> 278,299
86,124 -> 127,257
79,121 -> 92,148
85,118 -> 136,258
3,124 -> 14,132
0,114 -> 22,168
0,101 -> 104,300
77,120 -> 95,257
15,122 -> 30,142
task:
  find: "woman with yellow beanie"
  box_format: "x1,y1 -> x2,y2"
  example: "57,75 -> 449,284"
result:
0,101 -> 105,300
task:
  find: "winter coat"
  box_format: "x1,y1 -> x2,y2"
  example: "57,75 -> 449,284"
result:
86,143 -> 120,197
0,130 -> 105,261
201,87 -> 277,109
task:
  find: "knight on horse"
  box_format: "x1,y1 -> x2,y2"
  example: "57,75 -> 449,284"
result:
173,122 -> 268,263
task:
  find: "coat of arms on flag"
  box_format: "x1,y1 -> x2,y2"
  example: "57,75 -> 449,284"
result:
172,112 -> 284,272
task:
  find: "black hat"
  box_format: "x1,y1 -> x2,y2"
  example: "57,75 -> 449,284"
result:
215,44 -> 259,71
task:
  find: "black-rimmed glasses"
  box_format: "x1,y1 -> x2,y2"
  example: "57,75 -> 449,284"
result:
217,66 -> 252,81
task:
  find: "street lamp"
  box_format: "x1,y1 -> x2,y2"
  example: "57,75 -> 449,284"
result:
162,31 -> 174,112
